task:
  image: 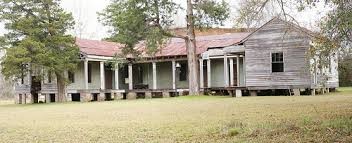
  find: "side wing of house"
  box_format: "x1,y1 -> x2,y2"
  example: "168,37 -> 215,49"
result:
244,19 -> 312,90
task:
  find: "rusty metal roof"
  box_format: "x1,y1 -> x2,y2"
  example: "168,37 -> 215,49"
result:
76,32 -> 250,58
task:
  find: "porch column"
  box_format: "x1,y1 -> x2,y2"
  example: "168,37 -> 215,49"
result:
229,58 -> 234,86
243,56 -> 246,86
199,59 -> 204,88
237,55 -> 240,86
128,63 -> 133,90
100,61 -> 105,90
172,60 -> 176,89
224,55 -> 229,87
207,59 -> 211,88
84,59 -> 89,90
152,62 -> 157,90
114,63 -> 119,90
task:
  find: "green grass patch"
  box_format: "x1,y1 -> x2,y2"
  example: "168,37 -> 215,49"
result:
0,90 -> 351,142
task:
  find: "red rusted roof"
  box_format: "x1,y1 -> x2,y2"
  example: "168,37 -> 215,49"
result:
76,32 -> 250,57
76,38 -> 123,57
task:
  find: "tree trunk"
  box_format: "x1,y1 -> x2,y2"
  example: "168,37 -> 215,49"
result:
186,0 -> 200,95
55,72 -> 66,102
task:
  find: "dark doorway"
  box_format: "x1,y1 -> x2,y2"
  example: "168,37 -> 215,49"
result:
233,63 -> 238,86
50,94 -> 56,103
203,61 -> 208,88
105,66 -> 113,89
92,93 -> 98,101
71,93 -> 80,102
31,76 -> 41,104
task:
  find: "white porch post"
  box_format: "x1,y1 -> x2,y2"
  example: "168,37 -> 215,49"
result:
114,63 -> 119,90
229,58 -> 234,86
128,63 -> 133,90
224,54 -> 229,87
100,61 -> 105,90
152,62 -> 157,90
236,55 -> 240,86
84,60 -> 89,90
199,59 -> 204,88
207,59 -> 211,88
172,60 -> 176,89
243,56 -> 246,86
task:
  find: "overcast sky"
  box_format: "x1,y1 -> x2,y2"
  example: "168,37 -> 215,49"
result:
0,0 -> 331,40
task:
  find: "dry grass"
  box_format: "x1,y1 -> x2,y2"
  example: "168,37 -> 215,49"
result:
0,88 -> 351,142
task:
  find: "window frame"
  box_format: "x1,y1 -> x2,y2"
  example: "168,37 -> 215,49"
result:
68,71 -> 75,83
48,71 -> 52,83
271,52 -> 284,73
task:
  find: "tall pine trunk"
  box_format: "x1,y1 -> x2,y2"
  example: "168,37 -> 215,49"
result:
55,72 -> 66,102
186,0 -> 200,95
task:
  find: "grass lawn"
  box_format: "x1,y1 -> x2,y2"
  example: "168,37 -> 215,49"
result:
0,88 -> 351,142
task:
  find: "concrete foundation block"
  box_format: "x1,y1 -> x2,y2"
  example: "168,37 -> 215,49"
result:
293,89 -> 300,96
80,93 -> 92,102
127,92 -> 137,100
162,92 -> 170,98
250,91 -> 257,96
326,88 -> 330,93
98,93 -> 105,101
66,94 -> 72,102
322,88 -> 326,94
145,92 -> 152,99
311,89 -> 316,96
236,90 -> 242,98
114,93 -> 123,100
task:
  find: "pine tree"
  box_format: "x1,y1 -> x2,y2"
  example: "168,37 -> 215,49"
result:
0,0 -> 79,102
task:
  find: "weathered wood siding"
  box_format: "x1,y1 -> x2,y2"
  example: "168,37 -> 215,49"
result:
244,19 -> 312,90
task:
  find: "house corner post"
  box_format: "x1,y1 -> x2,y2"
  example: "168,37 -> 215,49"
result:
152,62 -> 157,90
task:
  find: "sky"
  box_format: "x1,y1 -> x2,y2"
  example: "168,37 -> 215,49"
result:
0,0 -> 331,40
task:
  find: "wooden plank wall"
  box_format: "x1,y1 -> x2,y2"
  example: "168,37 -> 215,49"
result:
244,19 -> 312,90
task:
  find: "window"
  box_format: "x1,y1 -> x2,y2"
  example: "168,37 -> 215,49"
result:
68,71 -> 75,83
179,63 -> 187,81
272,52 -> 284,72
88,63 -> 92,83
48,71 -> 52,83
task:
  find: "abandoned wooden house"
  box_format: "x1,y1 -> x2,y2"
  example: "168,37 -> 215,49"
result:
14,18 -> 339,104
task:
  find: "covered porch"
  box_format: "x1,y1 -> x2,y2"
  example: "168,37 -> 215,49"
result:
200,45 -> 246,97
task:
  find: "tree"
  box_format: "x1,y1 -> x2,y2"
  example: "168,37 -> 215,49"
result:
99,0 -> 229,95
235,0 -> 351,50
0,0 -> 79,102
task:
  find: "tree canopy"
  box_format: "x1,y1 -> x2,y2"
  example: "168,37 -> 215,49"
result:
0,0 -> 79,101
99,0 -> 230,94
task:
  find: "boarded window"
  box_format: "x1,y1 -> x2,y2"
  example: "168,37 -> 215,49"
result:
272,52 -> 284,72
68,71 -> 75,83
88,63 -> 92,83
179,63 -> 187,81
